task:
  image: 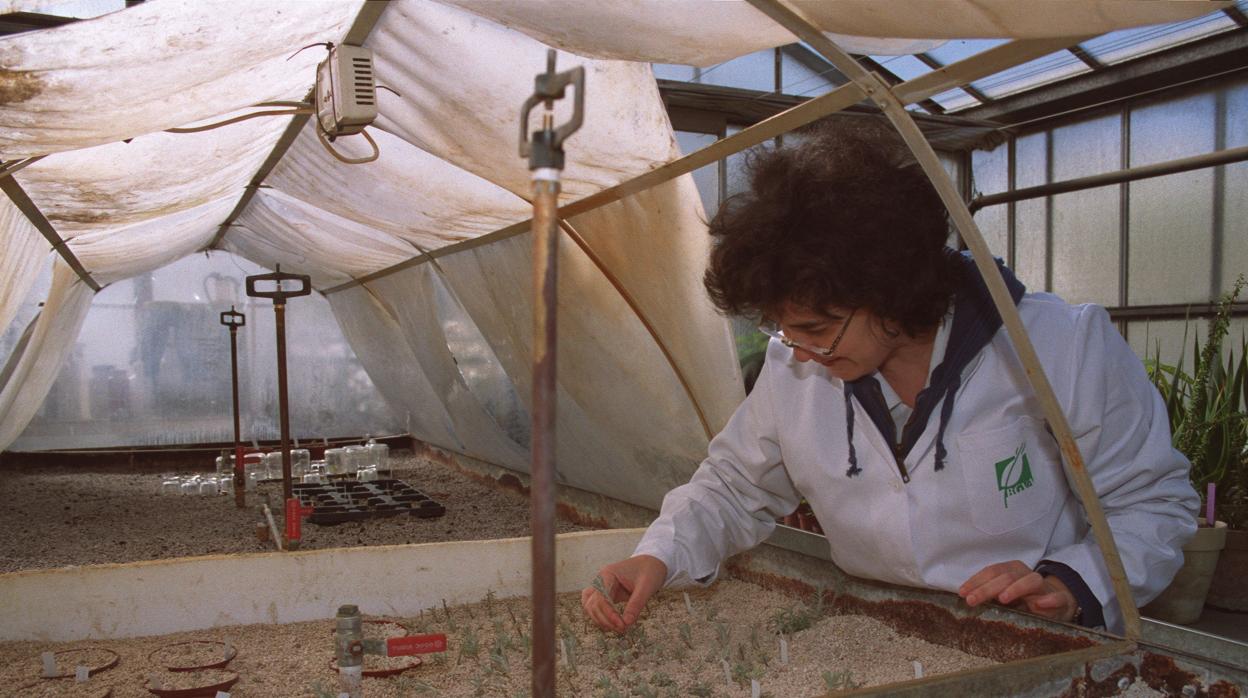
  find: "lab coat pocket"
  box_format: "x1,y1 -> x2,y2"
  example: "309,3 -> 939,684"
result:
956,416 -> 1058,536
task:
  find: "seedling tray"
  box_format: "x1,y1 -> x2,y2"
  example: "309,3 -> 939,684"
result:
292,480 -> 446,526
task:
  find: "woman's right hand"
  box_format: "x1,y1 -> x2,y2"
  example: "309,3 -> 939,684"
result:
580,554 -> 667,633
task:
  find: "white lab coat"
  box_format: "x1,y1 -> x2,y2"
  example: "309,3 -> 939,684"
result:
634,292 -> 1199,632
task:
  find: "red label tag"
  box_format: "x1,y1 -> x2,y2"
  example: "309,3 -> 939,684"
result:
285,497 -> 302,541
387,634 -> 447,656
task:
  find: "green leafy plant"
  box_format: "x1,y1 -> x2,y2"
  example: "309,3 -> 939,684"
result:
1146,275 -> 1248,528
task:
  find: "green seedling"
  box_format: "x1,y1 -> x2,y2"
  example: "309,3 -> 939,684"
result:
489,645 -> 510,675
822,669 -> 863,691
458,627 -> 480,664
704,604 -> 720,622
442,598 -> 458,631
714,622 -> 731,655
632,679 -> 658,698
485,589 -> 497,618
689,681 -> 714,698
594,675 -> 615,691
678,622 -> 694,650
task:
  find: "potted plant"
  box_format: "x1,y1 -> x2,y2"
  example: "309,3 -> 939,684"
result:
1141,276 -> 1246,624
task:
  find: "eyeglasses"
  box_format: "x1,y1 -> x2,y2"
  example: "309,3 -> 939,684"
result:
759,309 -> 857,358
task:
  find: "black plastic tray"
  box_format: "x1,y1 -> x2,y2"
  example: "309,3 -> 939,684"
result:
293,479 -> 446,525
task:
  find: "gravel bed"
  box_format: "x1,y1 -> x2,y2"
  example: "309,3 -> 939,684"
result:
0,450 -> 594,574
0,579 -> 998,697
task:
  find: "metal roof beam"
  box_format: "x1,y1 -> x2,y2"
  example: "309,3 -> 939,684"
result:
959,29 -> 1248,128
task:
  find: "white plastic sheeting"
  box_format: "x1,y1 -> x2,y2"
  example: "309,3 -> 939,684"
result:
0,0 -> 363,158
0,197 -> 44,335
442,0 -> 1222,66
0,259 -> 94,448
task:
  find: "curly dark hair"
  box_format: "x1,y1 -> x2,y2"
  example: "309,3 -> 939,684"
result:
703,116 -> 960,337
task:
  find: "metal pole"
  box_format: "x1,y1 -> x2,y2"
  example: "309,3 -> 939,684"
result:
531,159 -> 559,698
968,143 -> 1248,213
220,306 -> 247,508
230,324 -> 245,508
274,298 -> 293,505
519,49 -> 584,698
245,266 -> 310,551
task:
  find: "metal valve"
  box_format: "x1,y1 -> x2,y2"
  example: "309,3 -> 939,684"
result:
519,49 -> 585,171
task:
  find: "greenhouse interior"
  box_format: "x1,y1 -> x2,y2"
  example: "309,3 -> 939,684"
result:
1,0 -> 1246,696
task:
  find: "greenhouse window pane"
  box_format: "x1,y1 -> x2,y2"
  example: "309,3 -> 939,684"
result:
867,54 -> 930,82
924,39 -> 1008,66
675,131 -> 720,219
1080,12 -> 1236,66
969,50 -> 1089,99
1221,77 -> 1248,294
694,50 -> 775,92
929,87 -> 980,111
781,53 -> 840,98
652,64 -> 697,82
1128,92 -> 1217,305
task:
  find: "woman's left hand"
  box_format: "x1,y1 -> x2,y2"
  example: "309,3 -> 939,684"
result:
958,560 -> 1077,622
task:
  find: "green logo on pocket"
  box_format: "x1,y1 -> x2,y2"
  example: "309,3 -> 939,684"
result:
994,442 -> 1035,509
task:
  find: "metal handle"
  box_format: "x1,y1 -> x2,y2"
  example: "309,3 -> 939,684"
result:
219,306 -> 246,328
246,264 -> 312,301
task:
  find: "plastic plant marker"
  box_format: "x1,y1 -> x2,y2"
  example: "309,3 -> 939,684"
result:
779,636 -> 788,665
41,652 -> 55,677
151,674 -> 163,690
683,592 -> 693,616
1207,483 -> 1216,526
914,661 -> 924,678
75,665 -> 89,682
216,693 -> 231,698
721,658 -> 732,686
560,639 -> 568,666
752,679 -> 761,698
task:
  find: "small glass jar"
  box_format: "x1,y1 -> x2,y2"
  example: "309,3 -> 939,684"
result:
356,465 -> 378,482
199,478 -> 219,496
180,477 -> 199,495
160,477 -> 182,495
262,452 -> 284,480
291,448 -> 311,479
214,454 -> 235,480
366,440 -> 389,471
344,445 -> 367,475
324,448 -> 346,476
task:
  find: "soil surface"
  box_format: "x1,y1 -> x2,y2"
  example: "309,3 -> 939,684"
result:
0,579 -> 998,697
0,450 -> 593,574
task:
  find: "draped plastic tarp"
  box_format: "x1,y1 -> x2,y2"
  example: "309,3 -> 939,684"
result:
0,0 -> 364,158
0,197 -> 44,336
0,260 -> 94,448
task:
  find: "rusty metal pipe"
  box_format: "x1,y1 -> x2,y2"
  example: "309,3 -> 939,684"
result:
274,300 -> 293,505
229,326 -> 245,508
530,173 -> 560,698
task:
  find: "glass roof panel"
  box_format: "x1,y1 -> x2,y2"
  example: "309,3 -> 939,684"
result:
929,87 -> 980,111
868,54 -> 931,82
1080,10 -> 1237,65
968,50 -> 1091,99
924,38 -> 1009,66
36,0 -> 125,19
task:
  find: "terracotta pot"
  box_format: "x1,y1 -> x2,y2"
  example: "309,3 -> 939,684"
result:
1142,521 -> 1228,625
1206,528 -> 1248,612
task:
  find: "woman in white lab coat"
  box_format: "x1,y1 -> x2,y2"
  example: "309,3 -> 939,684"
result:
582,118 -> 1198,634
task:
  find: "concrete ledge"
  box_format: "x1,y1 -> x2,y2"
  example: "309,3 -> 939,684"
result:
0,528 -> 646,642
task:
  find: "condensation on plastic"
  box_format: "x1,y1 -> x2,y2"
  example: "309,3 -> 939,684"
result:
0,0 -> 364,158
440,0 -> 1217,67
0,259 -> 95,450
7,252 -> 401,451
429,269 -> 531,450
325,286 -> 462,451
433,230 -> 713,508
367,265 -> 530,472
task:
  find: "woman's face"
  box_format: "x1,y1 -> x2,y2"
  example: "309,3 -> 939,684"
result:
774,301 -> 894,381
